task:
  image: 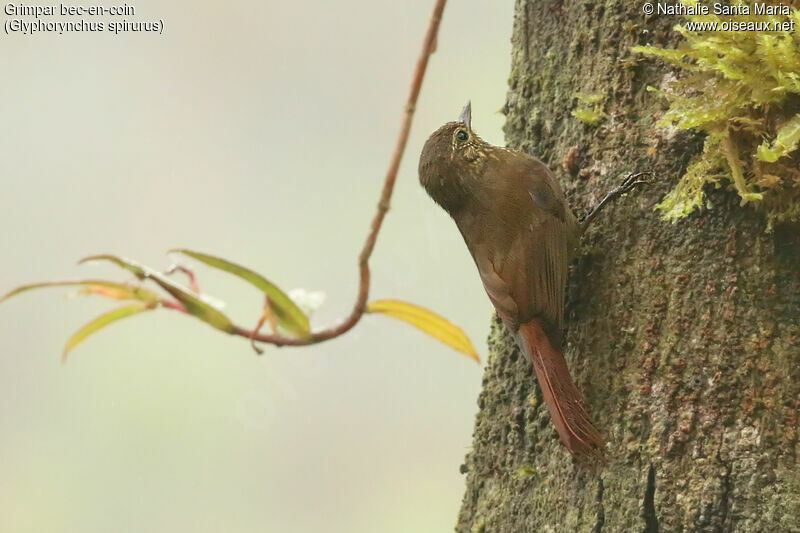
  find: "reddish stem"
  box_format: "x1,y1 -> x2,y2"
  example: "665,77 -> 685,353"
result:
161,299 -> 187,313
228,0 -> 449,348
165,264 -> 201,293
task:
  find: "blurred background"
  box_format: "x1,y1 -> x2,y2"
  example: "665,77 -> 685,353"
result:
0,1 -> 513,531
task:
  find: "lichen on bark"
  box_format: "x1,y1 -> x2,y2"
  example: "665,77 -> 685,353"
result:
456,1 -> 800,532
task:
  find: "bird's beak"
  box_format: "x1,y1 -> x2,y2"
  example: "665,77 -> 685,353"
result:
458,101 -> 472,129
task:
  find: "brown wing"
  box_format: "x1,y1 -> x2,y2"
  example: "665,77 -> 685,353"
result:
504,204 -> 571,335
456,154 -> 576,338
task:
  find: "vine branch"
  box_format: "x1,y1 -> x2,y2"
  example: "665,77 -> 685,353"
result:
217,0 -> 450,348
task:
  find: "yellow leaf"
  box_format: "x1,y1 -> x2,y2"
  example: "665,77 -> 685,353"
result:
367,299 -> 479,362
63,301 -> 156,362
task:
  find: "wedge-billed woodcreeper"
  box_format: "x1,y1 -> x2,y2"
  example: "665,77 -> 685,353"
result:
418,102 -> 605,463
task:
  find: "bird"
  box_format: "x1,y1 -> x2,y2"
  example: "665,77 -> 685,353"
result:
418,102 -> 605,464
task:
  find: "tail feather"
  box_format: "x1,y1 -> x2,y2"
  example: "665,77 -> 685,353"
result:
517,319 -> 606,464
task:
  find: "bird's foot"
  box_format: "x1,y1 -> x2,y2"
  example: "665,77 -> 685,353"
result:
580,171 -> 655,232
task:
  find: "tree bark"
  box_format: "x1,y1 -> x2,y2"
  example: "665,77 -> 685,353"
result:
456,1 -> 800,531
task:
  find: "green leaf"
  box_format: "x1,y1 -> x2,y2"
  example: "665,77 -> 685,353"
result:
79,254 -> 150,278
79,255 -> 235,334
171,249 -> 311,339
367,299 -> 479,362
63,301 -> 156,362
1,280 -> 161,304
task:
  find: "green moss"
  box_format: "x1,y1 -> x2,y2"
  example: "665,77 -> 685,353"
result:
512,466 -> 538,480
575,92 -> 606,104
572,92 -> 608,125
633,2 -> 800,229
470,520 -> 486,533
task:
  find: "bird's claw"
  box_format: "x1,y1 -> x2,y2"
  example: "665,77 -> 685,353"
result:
579,171 -> 656,232
618,171 -> 655,194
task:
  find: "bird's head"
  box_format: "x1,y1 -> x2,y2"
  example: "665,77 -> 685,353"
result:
418,101 -> 489,213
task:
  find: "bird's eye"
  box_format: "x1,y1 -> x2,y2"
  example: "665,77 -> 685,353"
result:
456,130 -> 469,142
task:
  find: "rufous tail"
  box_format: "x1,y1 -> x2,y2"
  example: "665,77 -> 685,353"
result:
517,319 -> 606,464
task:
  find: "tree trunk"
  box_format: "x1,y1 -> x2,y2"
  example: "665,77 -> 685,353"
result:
456,1 -> 800,531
